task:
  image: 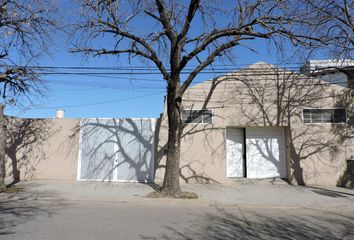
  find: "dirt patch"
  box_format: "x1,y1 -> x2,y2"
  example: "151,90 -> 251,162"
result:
3,187 -> 25,194
146,191 -> 198,199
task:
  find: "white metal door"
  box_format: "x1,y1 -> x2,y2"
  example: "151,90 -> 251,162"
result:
78,118 -> 155,182
246,128 -> 286,178
115,119 -> 155,182
226,128 -> 244,177
78,119 -> 116,181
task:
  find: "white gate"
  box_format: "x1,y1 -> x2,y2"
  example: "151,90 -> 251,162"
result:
226,127 -> 286,179
77,118 -> 155,182
246,127 -> 286,178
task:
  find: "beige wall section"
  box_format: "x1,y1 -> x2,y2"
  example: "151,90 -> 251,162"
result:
288,119 -> 354,186
156,62 -> 354,186
180,126 -> 226,183
5,118 -> 80,184
155,114 -> 228,184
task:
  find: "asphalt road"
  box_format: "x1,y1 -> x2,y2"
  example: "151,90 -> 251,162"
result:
1,198 -> 353,240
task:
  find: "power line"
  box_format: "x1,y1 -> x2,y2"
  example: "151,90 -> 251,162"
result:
43,75 -> 348,89
9,92 -> 161,111
40,71 -> 348,83
0,65 -> 309,77
0,62 -> 307,70
46,81 -> 348,93
9,90 -> 344,112
183,93 -> 346,103
3,64 -> 350,115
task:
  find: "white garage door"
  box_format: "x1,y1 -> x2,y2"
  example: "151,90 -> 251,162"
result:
246,128 -> 286,178
226,128 -> 244,177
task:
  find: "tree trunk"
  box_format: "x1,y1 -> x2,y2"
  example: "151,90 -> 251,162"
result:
0,104 -> 6,191
287,116 -> 305,186
161,82 -> 183,196
289,140 -> 305,186
10,151 -> 20,184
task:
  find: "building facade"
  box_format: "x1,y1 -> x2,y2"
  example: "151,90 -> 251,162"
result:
155,62 -> 354,186
4,61 -> 354,187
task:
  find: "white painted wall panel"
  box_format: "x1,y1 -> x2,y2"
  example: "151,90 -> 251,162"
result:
226,128 -> 244,177
246,128 -> 286,178
79,119 -> 116,181
116,119 -> 155,182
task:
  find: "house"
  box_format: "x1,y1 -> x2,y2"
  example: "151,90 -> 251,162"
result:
4,61 -> 354,187
155,61 -> 354,186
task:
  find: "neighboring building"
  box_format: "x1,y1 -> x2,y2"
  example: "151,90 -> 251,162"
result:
155,62 -> 354,186
300,59 -> 354,88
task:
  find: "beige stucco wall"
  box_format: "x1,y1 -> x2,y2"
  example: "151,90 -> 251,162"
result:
155,62 -> 354,186
3,64 -> 352,187
288,116 -> 354,186
155,119 -> 227,183
5,118 -> 80,184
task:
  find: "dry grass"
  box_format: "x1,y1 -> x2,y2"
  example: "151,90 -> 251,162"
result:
146,191 -> 198,199
2,187 -> 25,194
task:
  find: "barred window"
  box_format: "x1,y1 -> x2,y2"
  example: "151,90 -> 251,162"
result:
302,109 -> 346,123
182,109 -> 212,124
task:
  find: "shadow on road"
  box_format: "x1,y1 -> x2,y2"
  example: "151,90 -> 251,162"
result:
0,188 -> 68,236
142,207 -> 354,240
308,186 -> 354,198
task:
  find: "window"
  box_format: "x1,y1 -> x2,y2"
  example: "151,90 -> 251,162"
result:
182,109 -> 212,124
302,109 -> 346,123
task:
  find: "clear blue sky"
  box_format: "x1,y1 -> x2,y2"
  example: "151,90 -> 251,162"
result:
4,3 -> 325,119
6,40 -> 310,119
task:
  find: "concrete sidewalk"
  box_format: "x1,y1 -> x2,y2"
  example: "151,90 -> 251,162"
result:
2,180 -> 354,208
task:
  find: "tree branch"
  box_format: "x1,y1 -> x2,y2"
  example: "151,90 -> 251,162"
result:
177,0 -> 200,43
177,27 -> 272,73
155,0 -> 176,41
94,19 -> 169,79
179,38 -> 241,94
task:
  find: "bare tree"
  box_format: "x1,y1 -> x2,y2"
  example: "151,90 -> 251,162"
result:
297,0 -> 353,59
0,0 -> 56,191
71,0 -> 343,197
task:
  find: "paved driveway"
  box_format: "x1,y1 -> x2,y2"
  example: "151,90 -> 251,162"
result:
0,180 -> 354,239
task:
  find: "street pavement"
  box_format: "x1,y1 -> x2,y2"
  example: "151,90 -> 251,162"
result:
0,180 -> 354,239
6,180 -> 354,208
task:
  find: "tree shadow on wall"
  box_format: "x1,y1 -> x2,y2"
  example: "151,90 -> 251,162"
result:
77,118 -> 155,182
331,86 -> 354,188
156,119 -> 225,184
5,117 -> 52,186
245,137 -> 285,178
154,76 -> 226,184
155,65 -> 338,185
232,65 -> 344,185
141,207 -> 354,240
